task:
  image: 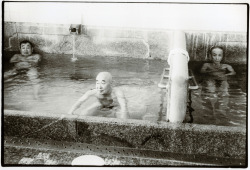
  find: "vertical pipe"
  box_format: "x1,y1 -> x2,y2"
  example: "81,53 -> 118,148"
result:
73,34 -> 75,58
71,34 -> 78,62
167,31 -> 189,123
143,30 -> 150,58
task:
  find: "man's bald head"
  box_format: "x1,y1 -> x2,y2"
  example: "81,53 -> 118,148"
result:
96,72 -> 113,95
96,72 -> 112,84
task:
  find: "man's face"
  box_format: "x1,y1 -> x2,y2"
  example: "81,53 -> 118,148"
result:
96,74 -> 112,95
211,48 -> 223,64
20,43 -> 33,56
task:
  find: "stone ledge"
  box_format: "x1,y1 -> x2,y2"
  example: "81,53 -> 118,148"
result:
3,110 -> 246,160
4,136 -> 245,166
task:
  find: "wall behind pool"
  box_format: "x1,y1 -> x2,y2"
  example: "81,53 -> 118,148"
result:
3,3 -> 247,64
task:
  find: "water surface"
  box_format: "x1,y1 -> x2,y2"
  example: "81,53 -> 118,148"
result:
3,54 -> 246,127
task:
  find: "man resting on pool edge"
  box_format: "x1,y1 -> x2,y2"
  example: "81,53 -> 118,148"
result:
68,72 -> 129,119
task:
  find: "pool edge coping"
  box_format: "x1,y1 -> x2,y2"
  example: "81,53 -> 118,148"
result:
4,109 -> 246,134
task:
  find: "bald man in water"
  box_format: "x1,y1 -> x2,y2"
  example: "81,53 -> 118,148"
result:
68,72 -> 129,119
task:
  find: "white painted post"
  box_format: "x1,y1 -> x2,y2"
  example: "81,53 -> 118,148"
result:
167,31 -> 189,123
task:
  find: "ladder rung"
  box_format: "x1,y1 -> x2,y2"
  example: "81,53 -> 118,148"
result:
164,75 -> 192,79
159,68 -> 199,90
189,85 -> 199,90
158,83 -> 167,89
158,84 -> 199,90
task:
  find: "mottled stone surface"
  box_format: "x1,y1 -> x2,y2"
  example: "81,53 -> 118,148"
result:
4,110 -> 246,160
13,33 -> 150,58
4,22 -> 17,49
29,26 -> 44,34
86,27 -> 145,39
148,31 -> 172,59
8,34 -> 19,50
5,146 -> 220,166
16,25 -> 31,34
4,136 -> 245,166
4,111 -> 78,142
4,22 -> 246,63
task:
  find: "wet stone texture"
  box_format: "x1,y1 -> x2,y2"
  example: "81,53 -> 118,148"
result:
4,112 -> 77,143
4,110 -> 246,161
4,22 -> 17,49
4,147 -> 78,165
5,146 -> 204,166
7,34 -> 18,49
148,31 -> 172,59
4,22 -> 246,64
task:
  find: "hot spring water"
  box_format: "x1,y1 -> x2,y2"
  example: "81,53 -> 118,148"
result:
3,53 -> 246,127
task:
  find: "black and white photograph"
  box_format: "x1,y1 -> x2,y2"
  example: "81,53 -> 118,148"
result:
2,0 -> 248,167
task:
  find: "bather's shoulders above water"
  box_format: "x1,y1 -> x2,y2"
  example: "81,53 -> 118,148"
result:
10,54 -> 23,61
27,54 -> 42,62
201,62 -> 215,68
10,53 -> 42,63
200,62 -> 211,70
112,87 -> 126,97
30,53 -> 42,58
221,63 -> 233,68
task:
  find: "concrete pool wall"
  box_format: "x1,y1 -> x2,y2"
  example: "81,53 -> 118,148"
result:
4,22 -> 247,64
4,110 -> 246,165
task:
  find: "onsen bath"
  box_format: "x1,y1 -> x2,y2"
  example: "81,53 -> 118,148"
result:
3,54 -> 246,166
3,22 -> 247,166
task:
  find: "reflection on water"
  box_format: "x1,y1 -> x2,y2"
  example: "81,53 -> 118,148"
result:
3,54 -> 247,127
191,62 -> 246,127
191,87 -> 246,127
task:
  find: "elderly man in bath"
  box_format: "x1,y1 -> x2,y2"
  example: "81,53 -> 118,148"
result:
68,72 -> 129,119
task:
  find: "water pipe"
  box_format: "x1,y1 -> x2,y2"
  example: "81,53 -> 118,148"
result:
4,35 -> 17,51
70,34 -> 78,62
142,31 -> 150,58
166,31 -> 190,123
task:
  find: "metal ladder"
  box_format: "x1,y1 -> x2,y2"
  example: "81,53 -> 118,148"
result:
158,68 -> 199,90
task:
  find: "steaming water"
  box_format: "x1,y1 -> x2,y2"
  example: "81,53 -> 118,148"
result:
3,54 -> 246,127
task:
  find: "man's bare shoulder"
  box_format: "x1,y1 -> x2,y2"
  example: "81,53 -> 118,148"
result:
11,54 -> 22,58
203,63 -> 212,67
33,54 -> 41,57
28,54 -> 42,59
78,89 -> 96,101
113,87 -> 125,96
222,63 -> 232,67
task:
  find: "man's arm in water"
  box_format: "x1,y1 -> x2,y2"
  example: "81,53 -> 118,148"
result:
200,63 -> 210,73
68,90 -> 95,115
10,54 -> 42,63
26,54 -> 42,63
10,54 -> 22,63
114,88 -> 129,119
225,64 -> 236,76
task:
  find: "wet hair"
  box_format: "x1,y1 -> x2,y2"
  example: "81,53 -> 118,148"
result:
20,40 -> 33,48
209,46 -> 225,61
209,46 -> 224,55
